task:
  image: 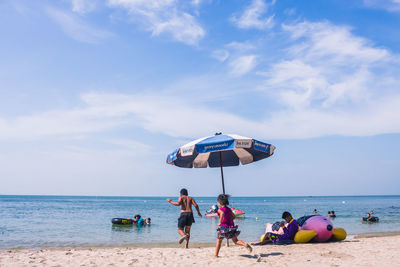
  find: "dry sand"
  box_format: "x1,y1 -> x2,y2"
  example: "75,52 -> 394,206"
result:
1,235 -> 399,267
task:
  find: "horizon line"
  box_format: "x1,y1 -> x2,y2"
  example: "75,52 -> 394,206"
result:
1,194 -> 399,198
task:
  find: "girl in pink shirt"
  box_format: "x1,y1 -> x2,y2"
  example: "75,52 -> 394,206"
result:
215,194 -> 252,257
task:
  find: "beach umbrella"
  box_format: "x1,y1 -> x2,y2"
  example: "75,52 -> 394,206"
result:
166,133 -> 275,194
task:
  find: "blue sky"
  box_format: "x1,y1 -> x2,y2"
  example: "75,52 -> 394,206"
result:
1,0 -> 400,196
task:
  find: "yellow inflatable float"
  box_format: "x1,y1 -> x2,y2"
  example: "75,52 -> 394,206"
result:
294,230 -> 317,243
331,228 -> 347,241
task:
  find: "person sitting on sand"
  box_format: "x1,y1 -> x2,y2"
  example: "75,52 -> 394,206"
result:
370,210 -> 374,215
214,194 -> 252,257
313,209 -> 318,214
252,211 -> 299,246
166,188 -> 202,249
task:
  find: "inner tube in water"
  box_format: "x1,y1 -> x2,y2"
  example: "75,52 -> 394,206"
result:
112,218 -> 134,225
362,216 -> 379,222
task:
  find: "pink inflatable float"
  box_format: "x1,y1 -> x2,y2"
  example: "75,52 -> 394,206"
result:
298,215 -> 333,242
260,215 -> 347,243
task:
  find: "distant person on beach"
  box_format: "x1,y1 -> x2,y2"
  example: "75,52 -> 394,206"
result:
214,194 -> 252,257
370,210 -> 374,215
166,188 -> 202,248
328,211 -> 336,218
252,211 -> 299,246
313,209 -> 317,214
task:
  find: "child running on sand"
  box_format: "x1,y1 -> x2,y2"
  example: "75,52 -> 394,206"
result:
214,194 -> 252,257
166,188 -> 202,248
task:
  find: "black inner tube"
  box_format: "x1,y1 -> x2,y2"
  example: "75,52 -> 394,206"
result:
362,216 -> 379,222
112,218 -> 135,225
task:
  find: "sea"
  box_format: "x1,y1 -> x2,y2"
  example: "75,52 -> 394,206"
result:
1,195 -> 399,249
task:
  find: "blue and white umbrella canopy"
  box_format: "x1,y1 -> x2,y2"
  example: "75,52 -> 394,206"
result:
167,133 -> 275,168
166,133 -> 275,193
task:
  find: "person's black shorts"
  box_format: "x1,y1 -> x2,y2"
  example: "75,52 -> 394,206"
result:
178,212 -> 195,229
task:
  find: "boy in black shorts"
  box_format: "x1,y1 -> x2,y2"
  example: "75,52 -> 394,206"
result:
167,188 -> 202,248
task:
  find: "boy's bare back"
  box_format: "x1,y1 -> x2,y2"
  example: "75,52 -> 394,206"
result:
179,196 -> 196,213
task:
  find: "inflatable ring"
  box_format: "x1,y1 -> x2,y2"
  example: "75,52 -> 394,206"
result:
362,216 -> 379,222
112,218 -> 134,225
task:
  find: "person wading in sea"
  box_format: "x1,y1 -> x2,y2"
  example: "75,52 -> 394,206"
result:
166,188 -> 202,248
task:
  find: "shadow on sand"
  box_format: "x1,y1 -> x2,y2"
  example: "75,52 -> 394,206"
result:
240,252 -> 283,259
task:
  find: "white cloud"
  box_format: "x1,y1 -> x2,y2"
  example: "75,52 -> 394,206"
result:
0,104 -> 122,140
151,12 -> 205,45
191,0 -> 204,6
363,0 -> 400,12
284,8 -> 296,16
283,22 -> 388,64
263,21 -> 393,111
10,1 -> 34,17
108,0 -> 205,45
1,89 -> 400,142
231,0 -> 275,30
46,7 -> 112,43
256,20 -> 400,137
211,42 -> 255,63
1,18 -> 400,141
265,59 -> 327,108
0,93 -> 254,141
229,55 -> 257,76
71,0 -> 97,14
211,49 -> 229,62
106,138 -> 151,152
226,41 -> 255,51
262,96 -> 400,138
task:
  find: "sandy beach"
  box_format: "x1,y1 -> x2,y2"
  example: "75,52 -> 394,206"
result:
1,234 -> 399,267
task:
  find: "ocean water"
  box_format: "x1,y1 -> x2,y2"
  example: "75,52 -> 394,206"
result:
0,195 -> 399,249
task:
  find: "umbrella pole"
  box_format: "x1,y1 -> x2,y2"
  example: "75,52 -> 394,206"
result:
220,151 -> 227,247
219,151 -> 225,194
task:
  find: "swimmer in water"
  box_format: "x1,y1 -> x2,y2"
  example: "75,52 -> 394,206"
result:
362,213 -> 371,221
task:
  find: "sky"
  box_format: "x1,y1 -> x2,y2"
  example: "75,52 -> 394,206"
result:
0,0 -> 400,197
